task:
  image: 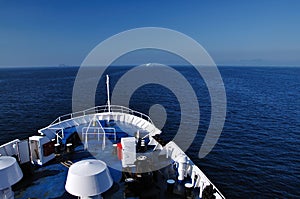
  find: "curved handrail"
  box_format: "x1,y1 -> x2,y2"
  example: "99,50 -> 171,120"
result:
50,105 -> 154,126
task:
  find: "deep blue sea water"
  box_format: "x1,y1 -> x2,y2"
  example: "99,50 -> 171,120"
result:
0,66 -> 299,198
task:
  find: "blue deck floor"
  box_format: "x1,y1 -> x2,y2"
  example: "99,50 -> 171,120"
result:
13,121 -> 151,198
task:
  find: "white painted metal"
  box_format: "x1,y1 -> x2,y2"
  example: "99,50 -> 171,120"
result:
0,156 -> 23,189
0,139 -> 30,164
0,187 -> 14,199
0,156 -> 23,199
121,137 -> 136,167
163,141 -> 225,199
0,139 -> 21,157
29,136 -> 55,165
106,75 -> 111,113
65,159 -> 113,198
17,140 -> 30,164
39,105 -> 160,140
177,155 -> 188,181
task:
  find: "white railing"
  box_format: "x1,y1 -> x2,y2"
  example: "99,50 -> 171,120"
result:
50,105 -> 154,126
165,141 -> 225,199
82,127 -> 117,141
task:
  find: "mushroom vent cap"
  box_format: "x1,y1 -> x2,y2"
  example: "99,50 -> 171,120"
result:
65,159 -> 113,197
0,156 -> 23,189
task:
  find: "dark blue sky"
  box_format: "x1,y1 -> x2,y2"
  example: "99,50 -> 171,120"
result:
1,0 -> 299,67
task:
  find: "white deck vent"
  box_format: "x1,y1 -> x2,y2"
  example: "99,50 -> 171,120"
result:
65,159 -> 113,199
0,156 -> 23,199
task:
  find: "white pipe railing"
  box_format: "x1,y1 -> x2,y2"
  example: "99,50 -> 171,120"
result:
50,105 -> 154,126
164,141 -> 225,199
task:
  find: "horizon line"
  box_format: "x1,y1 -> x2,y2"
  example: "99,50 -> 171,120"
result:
0,64 -> 300,68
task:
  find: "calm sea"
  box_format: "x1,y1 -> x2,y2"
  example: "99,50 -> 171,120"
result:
0,66 -> 299,198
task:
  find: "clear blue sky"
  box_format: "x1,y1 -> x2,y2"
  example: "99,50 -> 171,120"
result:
0,0 -> 299,67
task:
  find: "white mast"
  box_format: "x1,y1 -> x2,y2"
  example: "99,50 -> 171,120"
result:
106,75 -> 111,113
